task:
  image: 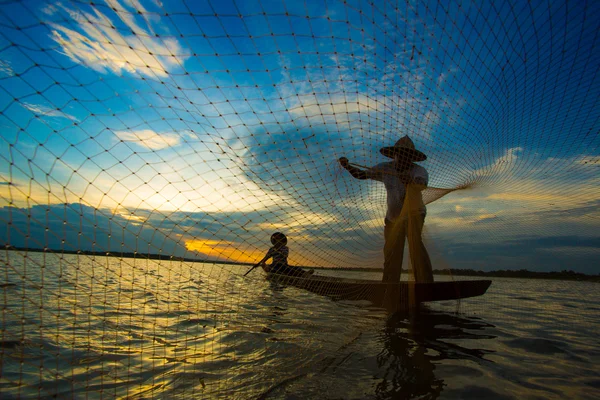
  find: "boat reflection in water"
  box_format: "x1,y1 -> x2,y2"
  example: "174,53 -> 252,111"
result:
258,277 -> 497,399
373,308 -> 496,399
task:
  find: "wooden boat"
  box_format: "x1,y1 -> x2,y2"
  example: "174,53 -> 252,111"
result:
266,272 -> 492,307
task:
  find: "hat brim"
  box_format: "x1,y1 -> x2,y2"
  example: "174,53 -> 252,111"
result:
380,147 -> 427,161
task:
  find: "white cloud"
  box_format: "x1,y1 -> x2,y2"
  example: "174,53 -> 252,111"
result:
575,155 -> 599,166
437,72 -> 447,86
0,60 -> 13,77
49,0 -> 186,78
113,129 -> 181,150
472,147 -> 523,178
273,37 -> 460,141
426,149 -> 600,244
22,102 -> 78,121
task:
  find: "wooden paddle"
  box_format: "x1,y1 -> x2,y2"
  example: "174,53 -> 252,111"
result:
244,262 -> 263,276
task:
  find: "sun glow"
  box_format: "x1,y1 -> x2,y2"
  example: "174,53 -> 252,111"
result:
185,239 -> 262,264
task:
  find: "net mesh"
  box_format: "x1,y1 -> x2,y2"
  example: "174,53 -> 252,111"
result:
0,0 -> 598,398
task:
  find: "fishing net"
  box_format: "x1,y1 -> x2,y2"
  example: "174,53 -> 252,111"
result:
0,0 -> 598,398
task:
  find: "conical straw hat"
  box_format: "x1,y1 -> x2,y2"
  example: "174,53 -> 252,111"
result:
380,135 -> 427,161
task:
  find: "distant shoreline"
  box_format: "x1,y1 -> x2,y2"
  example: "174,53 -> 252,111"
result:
3,246 -> 599,282
309,266 -> 600,282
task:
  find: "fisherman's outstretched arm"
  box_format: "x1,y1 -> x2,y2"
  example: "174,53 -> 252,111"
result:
338,157 -> 372,180
257,252 -> 271,266
245,252 -> 272,276
254,253 -> 272,272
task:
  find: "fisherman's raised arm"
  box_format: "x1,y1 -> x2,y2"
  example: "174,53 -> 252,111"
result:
338,157 -> 382,180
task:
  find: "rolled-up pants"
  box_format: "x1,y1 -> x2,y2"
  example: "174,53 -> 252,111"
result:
382,213 -> 433,284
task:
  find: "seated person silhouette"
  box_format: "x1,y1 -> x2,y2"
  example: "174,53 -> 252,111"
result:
256,232 -> 314,277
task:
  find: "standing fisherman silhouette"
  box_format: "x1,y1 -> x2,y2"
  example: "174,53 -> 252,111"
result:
339,136 -> 434,287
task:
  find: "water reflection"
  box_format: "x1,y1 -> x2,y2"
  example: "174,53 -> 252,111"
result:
2,252 -> 505,399
374,308 -> 496,399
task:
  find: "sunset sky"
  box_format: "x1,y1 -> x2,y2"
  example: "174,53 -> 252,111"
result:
0,0 -> 598,273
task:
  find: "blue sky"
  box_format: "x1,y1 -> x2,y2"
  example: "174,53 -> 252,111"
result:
0,0 -> 598,273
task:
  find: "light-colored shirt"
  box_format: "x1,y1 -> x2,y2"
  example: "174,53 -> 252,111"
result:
368,162 -> 428,221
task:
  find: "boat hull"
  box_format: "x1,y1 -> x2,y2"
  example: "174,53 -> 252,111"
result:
266,273 -> 492,306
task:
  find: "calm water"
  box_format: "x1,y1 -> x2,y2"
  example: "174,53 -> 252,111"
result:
1,251 -> 598,399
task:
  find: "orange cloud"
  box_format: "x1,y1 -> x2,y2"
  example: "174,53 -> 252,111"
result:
185,239 -> 262,264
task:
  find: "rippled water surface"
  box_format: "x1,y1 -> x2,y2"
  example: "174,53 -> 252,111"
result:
1,252 -> 598,399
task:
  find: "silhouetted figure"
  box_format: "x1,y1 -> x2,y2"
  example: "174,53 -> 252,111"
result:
256,232 -> 314,277
339,136 -> 434,286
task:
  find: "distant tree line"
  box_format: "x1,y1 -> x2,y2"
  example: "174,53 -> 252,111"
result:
318,267 -> 598,282
2,245 -> 253,266
3,246 -> 599,282
434,268 -> 600,282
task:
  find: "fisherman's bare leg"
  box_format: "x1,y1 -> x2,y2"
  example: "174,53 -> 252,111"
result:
382,218 -> 408,311
382,218 -> 407,284
407,213 -> 433,283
